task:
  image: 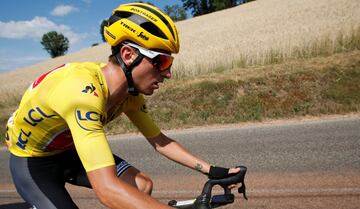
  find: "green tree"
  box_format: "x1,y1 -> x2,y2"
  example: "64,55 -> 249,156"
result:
41,31 -> 69,58
212,0 -> 235,11
182,0 -> 213,17
100,19 -> 109,42
181,0 -> 254,16
164,4 -> 187,22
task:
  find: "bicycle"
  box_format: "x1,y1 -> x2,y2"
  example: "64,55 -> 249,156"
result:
168,166 -> 248,209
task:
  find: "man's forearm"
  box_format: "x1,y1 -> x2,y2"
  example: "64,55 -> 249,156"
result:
88,166 -> 172,209
153,134 -> 211,174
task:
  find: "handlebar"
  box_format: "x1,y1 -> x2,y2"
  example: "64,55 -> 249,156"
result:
168,166 -> 248,209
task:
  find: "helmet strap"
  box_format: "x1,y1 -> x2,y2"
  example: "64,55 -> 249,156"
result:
114,51 -> 144,96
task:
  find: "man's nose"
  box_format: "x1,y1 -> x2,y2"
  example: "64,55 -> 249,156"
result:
160,68 -> 171,79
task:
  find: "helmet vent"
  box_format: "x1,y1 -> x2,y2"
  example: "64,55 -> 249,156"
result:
112,11 -> 168,40
111,11 -> 131,25
129,4 -> 176,41
139,21 -> 167,40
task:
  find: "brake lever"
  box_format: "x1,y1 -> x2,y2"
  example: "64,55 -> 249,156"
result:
237,165 -> 248,200
209,165 -> 248,200
238,182 -> 248,200
222,166 -> 248,200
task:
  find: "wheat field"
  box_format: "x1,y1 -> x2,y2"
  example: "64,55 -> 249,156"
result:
173,0 -> 360,75
0,0 -> 359,93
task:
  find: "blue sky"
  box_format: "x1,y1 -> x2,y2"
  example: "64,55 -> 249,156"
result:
0,0 -> 186,73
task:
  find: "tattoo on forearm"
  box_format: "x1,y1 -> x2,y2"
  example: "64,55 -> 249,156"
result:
195,163 -> 203,172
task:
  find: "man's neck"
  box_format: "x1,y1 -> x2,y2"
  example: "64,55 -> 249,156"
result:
102,62 -> 130,113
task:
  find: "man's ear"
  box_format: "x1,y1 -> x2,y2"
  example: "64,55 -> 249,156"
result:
120,45 -> 135,66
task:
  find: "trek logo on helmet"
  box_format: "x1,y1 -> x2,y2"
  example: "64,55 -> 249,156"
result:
120,21 -> 136,33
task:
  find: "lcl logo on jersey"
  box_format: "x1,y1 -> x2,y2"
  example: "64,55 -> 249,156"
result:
75,108 -> 104,131
82,83 -> 98,97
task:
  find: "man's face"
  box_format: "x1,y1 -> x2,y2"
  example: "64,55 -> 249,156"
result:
132,56 -> 172,95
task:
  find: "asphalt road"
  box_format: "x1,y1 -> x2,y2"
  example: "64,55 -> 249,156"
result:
1,116 -> 359,209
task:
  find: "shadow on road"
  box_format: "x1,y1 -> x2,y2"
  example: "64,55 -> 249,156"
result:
0,202 -> 30,209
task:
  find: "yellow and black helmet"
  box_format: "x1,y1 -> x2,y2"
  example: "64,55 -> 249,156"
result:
104,2 -> 180,54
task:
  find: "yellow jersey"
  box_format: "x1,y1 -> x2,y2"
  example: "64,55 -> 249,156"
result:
5,62 -> 160,171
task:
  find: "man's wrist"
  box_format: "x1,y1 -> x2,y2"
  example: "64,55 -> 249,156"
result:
194,163 -> 211,175
194,163 -> 203,172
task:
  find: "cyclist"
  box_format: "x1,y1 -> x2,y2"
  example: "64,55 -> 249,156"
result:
5,3 -> 241,209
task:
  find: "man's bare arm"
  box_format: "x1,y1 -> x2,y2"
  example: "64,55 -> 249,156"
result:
87,165 -> 172,209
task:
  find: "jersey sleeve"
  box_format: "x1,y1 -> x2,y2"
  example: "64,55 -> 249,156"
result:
48,74 -> 114,172
124,95 -> 161,138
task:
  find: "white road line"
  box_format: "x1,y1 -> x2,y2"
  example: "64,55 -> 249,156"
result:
250,188 -> 360,194
2,187 -> 360,194
152,188 -> 360,195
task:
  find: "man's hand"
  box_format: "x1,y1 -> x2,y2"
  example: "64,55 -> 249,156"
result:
208,165 -> 241,179
228,167 -> 241,189
208,166 -> 241,189
229,167 -> 241,174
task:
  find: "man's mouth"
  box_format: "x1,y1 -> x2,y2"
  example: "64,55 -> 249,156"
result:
153,81 -> 160,89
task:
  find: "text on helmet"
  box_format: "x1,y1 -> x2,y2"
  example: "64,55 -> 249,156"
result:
130,7 -> 158,22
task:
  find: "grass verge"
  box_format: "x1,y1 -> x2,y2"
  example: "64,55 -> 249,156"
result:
104,50 -> 360,134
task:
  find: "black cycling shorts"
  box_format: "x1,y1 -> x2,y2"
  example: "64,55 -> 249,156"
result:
9,150 -> 132,209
